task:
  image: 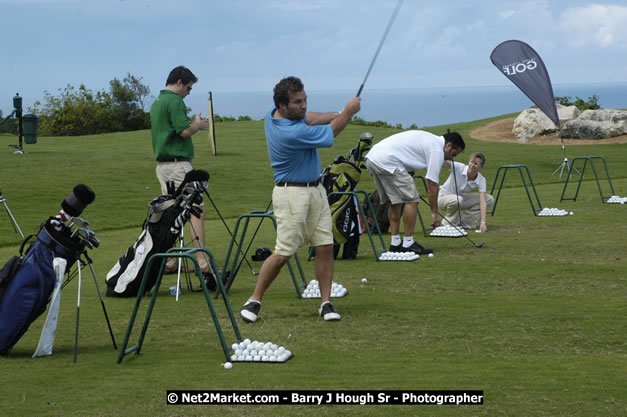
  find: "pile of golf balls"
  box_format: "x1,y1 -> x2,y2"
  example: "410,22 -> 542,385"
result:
378,251 -> 419,261
537,207 -> 570,216
607,195 -> 627,204
229,339 -> 292,363
430,225 -> 468,237
301,280 -> 347,298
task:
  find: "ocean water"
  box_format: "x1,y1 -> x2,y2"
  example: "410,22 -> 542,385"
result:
189,83 -> 627,128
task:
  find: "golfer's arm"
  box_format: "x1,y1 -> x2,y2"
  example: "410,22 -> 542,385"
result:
427,180 -> 439,215
306,111 -> 339,126
180,123 -> 202,138
479,192 -> 487,224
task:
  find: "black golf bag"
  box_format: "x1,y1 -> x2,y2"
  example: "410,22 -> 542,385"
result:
0,184 -> 97,355
106,170 -> 211,297
363,189 -> 392,233
320,133 -> 373,259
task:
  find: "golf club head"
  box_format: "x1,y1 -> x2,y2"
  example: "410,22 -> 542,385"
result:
476,241 -> 485,248
66,216 -> 90,229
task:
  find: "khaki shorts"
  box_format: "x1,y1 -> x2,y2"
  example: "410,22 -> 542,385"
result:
155,161 -> 204,206
272,183 -> 333,256
365,159 -> 419,205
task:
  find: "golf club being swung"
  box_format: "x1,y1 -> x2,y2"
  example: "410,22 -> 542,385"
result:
356,0 -> 405,97
419,195 -> 485,248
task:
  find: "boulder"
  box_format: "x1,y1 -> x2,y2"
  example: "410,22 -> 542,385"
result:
578,109 -> 627,124
557,104 -> 580,120
561,119 -> 625,139
512,107 -> 558,143
561,109 -> 627,139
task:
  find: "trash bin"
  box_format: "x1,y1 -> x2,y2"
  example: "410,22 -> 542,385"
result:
23,114 -> 38,144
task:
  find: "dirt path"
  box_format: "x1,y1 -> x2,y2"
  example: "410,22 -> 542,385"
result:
470,117 -> 627,145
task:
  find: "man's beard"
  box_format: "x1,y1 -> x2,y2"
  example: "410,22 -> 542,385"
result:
286,108 -> 306,121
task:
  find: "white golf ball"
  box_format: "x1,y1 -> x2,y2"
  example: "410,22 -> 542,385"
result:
428,253 -> 434,258
361,278 -> 368,283
224,362 -> 233,369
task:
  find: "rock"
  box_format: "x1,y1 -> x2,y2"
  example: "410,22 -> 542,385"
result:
557,104 -> 580,120
561,109 -> 627,139
561,119 -> 625,139
578,109 -> 627,124
514,106 -> 627,141
512,107 -> 558,143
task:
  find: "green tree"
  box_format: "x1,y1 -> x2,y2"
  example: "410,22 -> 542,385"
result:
31,84 -> 117,136
29,73 -> 152,136
555,95 -> 600,111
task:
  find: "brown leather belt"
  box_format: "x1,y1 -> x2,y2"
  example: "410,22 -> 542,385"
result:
276,179 -> 321,187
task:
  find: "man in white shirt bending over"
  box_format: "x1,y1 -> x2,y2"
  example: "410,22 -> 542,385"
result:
365,130 -> 465,255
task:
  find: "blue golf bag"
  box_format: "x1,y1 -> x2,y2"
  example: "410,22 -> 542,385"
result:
0,220 -> 82,354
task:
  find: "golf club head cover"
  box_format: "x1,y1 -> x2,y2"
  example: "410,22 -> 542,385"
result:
60,184 -> 96,218
174,170 -> 209,196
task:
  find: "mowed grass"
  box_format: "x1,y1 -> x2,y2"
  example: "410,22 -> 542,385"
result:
0,116 -> 625,417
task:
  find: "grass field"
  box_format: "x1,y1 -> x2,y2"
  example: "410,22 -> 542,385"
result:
0,115 -> 625,416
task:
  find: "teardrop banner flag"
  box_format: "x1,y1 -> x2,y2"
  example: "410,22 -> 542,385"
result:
490,40 -> 559,127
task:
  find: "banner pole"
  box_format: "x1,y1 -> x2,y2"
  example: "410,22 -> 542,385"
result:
208,91 -> 217,156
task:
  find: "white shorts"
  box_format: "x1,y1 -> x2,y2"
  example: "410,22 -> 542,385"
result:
272,184 -> 333,256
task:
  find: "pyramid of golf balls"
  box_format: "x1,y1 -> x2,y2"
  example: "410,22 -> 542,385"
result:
430,225 -> 468,237
378,251 -> 419,261
606,195 -> 627,204
301,280 -> 347,298
537,207 -> 570,216
229,339 -> 292,363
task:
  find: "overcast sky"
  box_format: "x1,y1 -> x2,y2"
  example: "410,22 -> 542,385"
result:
2,0 -> 626,115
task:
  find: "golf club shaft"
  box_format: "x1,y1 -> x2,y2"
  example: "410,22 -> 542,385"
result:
419,195 -> 484,248
356,0 -> 404,97
451,160 -> 463,226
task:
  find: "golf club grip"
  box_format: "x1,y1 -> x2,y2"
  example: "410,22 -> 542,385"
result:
356,84 -> 364,98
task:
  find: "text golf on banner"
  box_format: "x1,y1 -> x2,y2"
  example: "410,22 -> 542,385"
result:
490,40 -> 560,127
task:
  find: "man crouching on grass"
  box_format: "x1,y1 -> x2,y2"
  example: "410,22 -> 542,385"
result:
240,76 -> 360,323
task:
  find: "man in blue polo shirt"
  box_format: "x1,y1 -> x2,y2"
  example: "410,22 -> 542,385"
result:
240,76 -> 360,322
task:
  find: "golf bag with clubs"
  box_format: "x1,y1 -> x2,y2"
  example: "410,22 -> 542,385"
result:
105,170 -> 214,297
0,185 -> 97,355
320,133 -> 372,259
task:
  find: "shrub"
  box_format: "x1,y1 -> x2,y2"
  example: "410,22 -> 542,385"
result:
555,95 -> 600,111
29,73 -> 151,136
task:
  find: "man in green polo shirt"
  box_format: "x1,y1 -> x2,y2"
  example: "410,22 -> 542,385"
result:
150,65 -> 210,273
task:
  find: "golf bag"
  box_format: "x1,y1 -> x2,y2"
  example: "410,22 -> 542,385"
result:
320,133 -> 372,259
363,189 -> 392,233
0,220 -> 83,354
106,170 -> 211,297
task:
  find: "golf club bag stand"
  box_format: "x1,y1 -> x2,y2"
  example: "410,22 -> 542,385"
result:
219,209 -> 308,298
560,156 -> 616,203
488,164 -> 543,216
58,250 -> 117,362
0,188 -> 24,238
117,247 -> 242,364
